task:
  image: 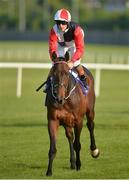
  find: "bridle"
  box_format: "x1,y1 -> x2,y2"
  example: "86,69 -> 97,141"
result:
51,80 -> 76,100
51,61 -> 76,102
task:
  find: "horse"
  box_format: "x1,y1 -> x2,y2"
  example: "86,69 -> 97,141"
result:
45,51 -> 100,176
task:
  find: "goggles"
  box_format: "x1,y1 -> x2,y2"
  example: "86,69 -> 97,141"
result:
55,20 -> 68,25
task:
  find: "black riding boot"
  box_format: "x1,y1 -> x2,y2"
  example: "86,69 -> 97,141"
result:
43,77 -> 51,93
80,75 -> 88,89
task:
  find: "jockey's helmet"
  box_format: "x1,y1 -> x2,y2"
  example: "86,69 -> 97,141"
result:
54,9 -> 71,22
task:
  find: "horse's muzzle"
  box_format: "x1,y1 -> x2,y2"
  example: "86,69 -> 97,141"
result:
56,97 -> 65,105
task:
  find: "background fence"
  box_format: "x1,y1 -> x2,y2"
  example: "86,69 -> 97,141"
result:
1,48 -> 129,64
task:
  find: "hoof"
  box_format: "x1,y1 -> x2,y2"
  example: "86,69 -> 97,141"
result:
46,170 -> 52,176
76,166 -> 81,171
91,148 -> 100,158
76,161 -> 81,171
71,164 -> 76,169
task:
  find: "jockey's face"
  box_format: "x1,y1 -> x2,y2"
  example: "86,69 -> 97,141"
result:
56,20 -> 68,32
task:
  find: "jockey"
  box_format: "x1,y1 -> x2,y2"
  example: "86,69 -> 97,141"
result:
44,8 -> 88,92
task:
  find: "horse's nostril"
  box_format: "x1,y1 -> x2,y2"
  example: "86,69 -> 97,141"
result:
59,99 -> 63,104
57,98 -> 64,104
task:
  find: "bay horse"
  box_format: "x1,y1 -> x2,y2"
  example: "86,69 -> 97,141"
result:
45,52 -> 100,176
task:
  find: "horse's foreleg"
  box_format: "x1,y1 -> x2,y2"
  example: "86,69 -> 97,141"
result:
73,123 -> 82,170
65,127 -> 76,169
46,120 -> 59,176
86,110 -> 100,158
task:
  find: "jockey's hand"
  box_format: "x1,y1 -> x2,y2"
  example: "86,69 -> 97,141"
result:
67,61 -> 74,69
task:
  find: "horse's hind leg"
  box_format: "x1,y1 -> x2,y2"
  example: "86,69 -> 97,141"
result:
73,123 -> 82,170
46,120 -> 59,176
86,110 -> 100,158
65,127 -> 76,169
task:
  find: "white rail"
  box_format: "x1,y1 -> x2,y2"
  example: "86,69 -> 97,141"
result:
0,62 -> 129,98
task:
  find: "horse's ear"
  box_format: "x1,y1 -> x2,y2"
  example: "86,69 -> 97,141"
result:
52,51 -> 57,62
65,51 -> 69,62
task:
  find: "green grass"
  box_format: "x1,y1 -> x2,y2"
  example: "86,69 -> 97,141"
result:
0,68 -> 129,179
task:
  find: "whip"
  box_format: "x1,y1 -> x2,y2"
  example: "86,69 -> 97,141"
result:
36,81 -> 47,92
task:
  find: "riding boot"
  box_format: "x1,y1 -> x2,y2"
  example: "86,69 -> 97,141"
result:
43,77 -> 51,93
75,64 -> 88,89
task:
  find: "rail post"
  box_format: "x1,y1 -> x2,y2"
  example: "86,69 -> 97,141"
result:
95,68 -> 101,97
17,67 -> 22,97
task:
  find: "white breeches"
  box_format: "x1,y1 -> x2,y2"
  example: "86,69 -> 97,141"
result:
56,45 -> 81,67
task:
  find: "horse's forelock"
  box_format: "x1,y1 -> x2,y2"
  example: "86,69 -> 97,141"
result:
54,56 -> 68,62
52,61 -> 70,78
